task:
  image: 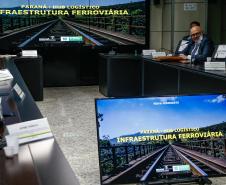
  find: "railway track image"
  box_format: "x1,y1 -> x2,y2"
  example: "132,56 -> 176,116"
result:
64,19 -> 144,45
0,20 -> 57,51
0,17 -> 143,50
25,18 -> 140,47
0,18 -> 95,48
102,144 -> 226,185
174,145 -> 226,176
22,19 -> 86,47
27,18 -> 115,47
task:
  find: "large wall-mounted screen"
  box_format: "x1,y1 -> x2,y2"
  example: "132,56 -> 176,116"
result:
0,0 -> 148,52
95,94 -> 226,184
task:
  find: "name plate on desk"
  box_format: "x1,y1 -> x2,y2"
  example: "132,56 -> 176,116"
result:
0,54 -> 17,59
142,49 -> 156,56
13,83 -> 25,101
204,62 -> 226,71
22,50 -> 38,57
6,118 -> 53,144
151,52 -> 166,58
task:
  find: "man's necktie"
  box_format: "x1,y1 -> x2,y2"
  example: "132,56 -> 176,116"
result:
191,43 -> 199,62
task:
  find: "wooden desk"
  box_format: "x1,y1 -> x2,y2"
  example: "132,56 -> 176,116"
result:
0,59 -> 80,185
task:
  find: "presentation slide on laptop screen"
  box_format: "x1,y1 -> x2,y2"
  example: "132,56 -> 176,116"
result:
95,94 -> 226,184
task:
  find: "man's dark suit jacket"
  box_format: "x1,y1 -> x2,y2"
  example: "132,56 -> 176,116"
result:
175,35 -> 214,64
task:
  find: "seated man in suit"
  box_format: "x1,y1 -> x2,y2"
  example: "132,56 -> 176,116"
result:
178,26 -> 214,64
175,21 -> 200,55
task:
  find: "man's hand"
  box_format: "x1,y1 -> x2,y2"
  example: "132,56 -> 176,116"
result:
179,54 -> 188,60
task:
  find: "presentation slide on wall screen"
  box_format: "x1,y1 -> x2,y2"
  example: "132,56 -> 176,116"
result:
95,94 -> 226,185
0,0 -> 146,49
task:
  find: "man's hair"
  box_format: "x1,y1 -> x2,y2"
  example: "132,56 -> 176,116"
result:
190,21 -> 200,28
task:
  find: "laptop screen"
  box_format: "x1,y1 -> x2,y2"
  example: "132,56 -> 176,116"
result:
95,94 -> 226,184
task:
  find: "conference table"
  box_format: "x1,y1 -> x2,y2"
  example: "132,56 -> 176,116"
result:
142,56 -> 226,96
0,58 -> 80,185
98,53 -> 226,97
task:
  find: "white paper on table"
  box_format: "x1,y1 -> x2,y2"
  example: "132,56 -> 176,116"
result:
215,52 -> 226,59
214,45 -> 226,58
0,69 -> 13,81
217,45 -> 226,51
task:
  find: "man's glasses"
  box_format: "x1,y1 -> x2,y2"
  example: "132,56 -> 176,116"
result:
191,32 -> 201,37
